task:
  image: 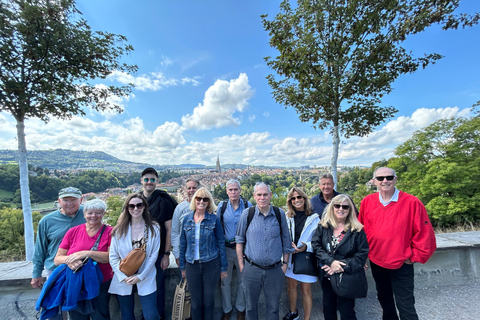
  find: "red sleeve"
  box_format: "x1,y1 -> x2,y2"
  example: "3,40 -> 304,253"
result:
410,199 -> 437,264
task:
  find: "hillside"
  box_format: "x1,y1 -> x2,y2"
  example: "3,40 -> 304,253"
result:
0,149 -> 149,171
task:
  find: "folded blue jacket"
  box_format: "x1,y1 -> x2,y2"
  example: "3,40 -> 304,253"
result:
35,259 -> 103,320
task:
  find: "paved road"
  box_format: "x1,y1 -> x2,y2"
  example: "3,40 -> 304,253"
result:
1,283 -> 479,320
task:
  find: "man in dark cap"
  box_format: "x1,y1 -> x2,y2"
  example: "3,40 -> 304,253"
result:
31,187 -> 85,288
140,167 -> 178,319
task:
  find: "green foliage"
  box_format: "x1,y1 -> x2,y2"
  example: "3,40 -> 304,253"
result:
0,208 -> 42,261
104,195 -> 125,226
0,0 -> 137,122
213,184 -> 228,202
262,0 -> 478,183
390,115 -> 480,226
0,165 -> 181,205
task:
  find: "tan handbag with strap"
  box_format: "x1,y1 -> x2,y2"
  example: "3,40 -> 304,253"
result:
119,224 -> 148,276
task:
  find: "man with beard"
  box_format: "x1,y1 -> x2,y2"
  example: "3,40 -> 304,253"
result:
140,167 -> 178,320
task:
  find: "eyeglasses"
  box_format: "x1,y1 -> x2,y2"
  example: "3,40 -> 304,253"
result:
195,197 -> 210,202
333,204 -> 350,210
375,176 -> 395,181
290,195 -> 303,201
143,178 -> 156,183
128,203 -> 145,210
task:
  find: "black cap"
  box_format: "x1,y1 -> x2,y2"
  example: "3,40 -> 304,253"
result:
141,167 -> 158,177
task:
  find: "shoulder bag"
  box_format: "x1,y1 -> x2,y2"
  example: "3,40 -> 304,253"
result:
290,220 -> 318,276
330,266 -> 368,299
119,224 -> 148,276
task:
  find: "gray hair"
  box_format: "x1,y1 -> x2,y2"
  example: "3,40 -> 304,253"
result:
254,181 -> 271,193
83,198 -> 107,213
320,173 -> 334,182
186,178 -> 201,187
226,179 -> 241,189
372,167 -> 396,179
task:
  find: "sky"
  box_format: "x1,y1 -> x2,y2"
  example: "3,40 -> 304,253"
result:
0,0 -> 479,167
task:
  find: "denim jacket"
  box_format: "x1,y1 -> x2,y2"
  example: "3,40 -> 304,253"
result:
179,211 -> 228,272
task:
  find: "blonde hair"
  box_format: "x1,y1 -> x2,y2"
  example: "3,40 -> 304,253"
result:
320,194 -> 363,232
286,187 -> 313,218
189,188 -> 217,213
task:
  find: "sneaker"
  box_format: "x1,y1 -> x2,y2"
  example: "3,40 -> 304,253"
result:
282,310 -> 299,320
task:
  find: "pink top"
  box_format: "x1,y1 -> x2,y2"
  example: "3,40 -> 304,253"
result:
59,224 -> 113,282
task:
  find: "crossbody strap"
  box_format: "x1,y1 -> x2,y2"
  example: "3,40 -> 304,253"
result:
142,224 -> 149,250
91,224 -> 107,251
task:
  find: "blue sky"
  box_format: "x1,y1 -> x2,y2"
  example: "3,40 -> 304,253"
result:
0,0 -> 479,167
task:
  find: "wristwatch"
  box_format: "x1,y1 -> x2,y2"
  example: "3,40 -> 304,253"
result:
164,252 -> 171,256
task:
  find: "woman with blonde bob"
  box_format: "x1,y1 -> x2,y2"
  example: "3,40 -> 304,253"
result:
312,194 -> 369,320
179,188 -> 228,320
283,187 -> 320,320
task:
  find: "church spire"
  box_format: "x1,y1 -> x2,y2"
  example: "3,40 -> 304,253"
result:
216,154 -> 221,173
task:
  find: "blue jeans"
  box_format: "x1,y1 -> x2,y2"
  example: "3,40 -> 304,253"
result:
117,291 -> 160,320
69,279 -> 111,320
155,256 -> 166,317
186,257 -> 220,320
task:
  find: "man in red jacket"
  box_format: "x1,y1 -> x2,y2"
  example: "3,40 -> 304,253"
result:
359,167 -> 436,320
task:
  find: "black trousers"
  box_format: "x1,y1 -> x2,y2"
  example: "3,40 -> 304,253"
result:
320,276 -> 357,320
370,261 -> 418,320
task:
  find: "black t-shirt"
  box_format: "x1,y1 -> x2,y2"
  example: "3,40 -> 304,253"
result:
293,210 -> 307,244
143,190 -> 177,255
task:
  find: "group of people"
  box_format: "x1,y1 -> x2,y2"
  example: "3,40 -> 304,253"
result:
31,167 -> 437,320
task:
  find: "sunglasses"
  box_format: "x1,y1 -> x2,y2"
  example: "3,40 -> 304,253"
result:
195,197 -> 210,202
333,204 -> 350,210
290,195 -> 303,201
128,203 -> 145,210
143,178 -> 156,183
375,176 -> 395,181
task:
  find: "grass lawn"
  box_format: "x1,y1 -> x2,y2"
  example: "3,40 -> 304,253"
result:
32,201 -> 56,210
0,188 -> 13,200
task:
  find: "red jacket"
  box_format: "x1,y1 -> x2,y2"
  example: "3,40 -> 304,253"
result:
359,191 -> 436,269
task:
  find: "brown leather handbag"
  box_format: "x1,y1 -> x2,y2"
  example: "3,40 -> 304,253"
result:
119,224 -> 148,276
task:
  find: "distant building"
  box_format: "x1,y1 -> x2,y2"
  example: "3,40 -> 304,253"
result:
216,154 -> 221,173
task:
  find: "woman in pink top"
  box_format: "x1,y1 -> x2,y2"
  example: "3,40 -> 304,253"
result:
55,199 -> 113,320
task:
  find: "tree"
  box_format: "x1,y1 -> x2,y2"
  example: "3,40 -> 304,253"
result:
390,114 -> 480,226
0,0 -> 137,260
262,0 -> 479,185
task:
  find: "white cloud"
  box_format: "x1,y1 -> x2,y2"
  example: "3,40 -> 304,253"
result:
263,112 -> 270,118
0,107 -> 472,167
109,70 -> 179,91
109,70 -> 203,92
181,77 -> 201,86
153,122 -> 186,147
160,56 -> 173,67
181,73 -> 254,130
248,114 -> 256,122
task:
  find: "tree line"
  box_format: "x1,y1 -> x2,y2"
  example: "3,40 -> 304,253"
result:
335,114 -> 479,227
0,165 -> 181,206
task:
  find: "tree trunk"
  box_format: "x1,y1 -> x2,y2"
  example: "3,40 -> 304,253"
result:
16,120 -> 34,261
331,123 -> 340,188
